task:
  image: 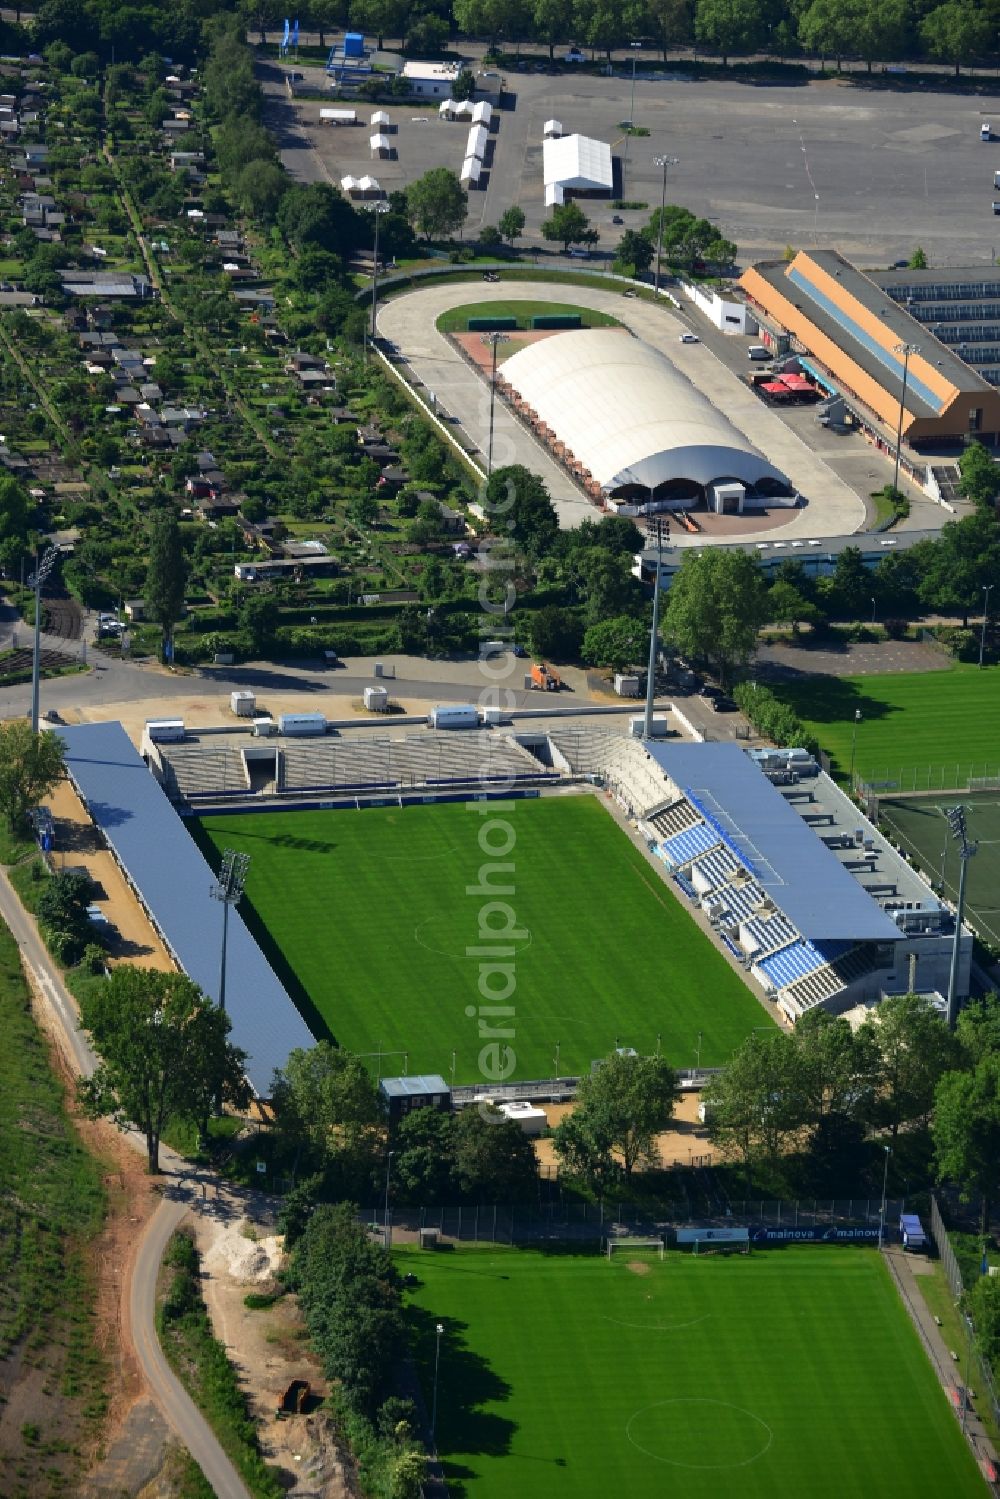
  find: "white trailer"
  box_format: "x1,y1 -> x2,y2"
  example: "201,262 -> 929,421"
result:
145,718 -> 185,742
278,712 -> 326,736
430,704 -> 478,729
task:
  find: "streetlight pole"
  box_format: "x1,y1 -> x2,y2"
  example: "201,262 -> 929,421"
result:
653,155 -> 678,298
367,200 -> 390,345
871,596 -> 876,625
481,331 -> 510,480
430,1321 -> 445,1446
892,341 -> 919,497
383,1148 -> 394,1243
29,544 -> 60,734
210,849 -> 251,1016
848,708 -> 862,792
979,583 -> 994,668
878,1143 -> 891,1250
622,42 -> 642,200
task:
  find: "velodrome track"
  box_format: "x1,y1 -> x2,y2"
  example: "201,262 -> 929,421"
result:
376,278 -> 867,537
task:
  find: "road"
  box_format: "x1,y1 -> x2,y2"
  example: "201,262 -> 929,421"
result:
0,860 -> 253,1499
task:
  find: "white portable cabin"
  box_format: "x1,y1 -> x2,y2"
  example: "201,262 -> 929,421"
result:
320,107 -> 357,125
356,174 -> 382,197
474,1098 -> 547,1136
145,718 -> 185,742
460,155 -> 482,186
430,703 -> 478,729
370,132 -> 390,157
230,690 -> 256,717
278,712 -> 327,736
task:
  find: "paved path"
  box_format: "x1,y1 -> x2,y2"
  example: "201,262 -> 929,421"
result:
378,279 -> 868,537
0,862 -> 252,1499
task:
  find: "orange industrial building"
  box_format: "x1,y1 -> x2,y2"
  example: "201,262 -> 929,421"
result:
739,250 -> 1000,449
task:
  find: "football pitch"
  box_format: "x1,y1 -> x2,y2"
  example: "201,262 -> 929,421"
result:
196,795 -> 770,1083
773,665 -> 1000,786
879,793 -> 1000,947
398,1245 -> 983,1499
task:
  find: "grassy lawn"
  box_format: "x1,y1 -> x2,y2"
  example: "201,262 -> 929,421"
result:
0,913 -> 107,1497
398,1244 -> 983,1499
879,793 -> 1000,947
773,665 -> 1000,784
436,300 -> 619,332
196,797 -> 770,1083
913,1258 -> 1000,1450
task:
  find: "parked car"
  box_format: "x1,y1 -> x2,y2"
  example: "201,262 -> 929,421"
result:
565,46 -> 586,62
679,333 -> 699,344
712,696 -> 738,713
612,214 -> 624,225
512,643 -> 528,658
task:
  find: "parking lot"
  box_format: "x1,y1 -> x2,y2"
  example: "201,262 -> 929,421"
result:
269,60 -> 1000,269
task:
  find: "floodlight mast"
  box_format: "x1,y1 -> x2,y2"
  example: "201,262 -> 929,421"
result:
944,805 -> 977,1030
642,516 -> 667,740
210,849 -> 251,1016
29,544 -> 60,734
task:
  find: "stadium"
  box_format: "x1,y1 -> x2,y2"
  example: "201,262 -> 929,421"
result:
55,710 -> 971,1097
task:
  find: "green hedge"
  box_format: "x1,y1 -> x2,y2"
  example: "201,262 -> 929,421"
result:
732,681 -> 818,755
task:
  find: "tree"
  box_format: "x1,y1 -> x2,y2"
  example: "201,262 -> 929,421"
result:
767,579 -> 821,634
405,168 -> 468,240
915,512 -> 1000,626
934,1054 -> 1000,1234
957,993 -> 1000,1066
485,465 -> 558,557
529,605 -> 584,661
858,993 -> 959,1140
573,546 -> 642,623
829,544 -> 871,618
38,869 -> 94,962
615,229 -> 654,273
272,1041 -> 383,1160
647,0 -> 691,58
541,200 -> 593,252
0,720 -> 64,835
392,1107 -> 456,1203
555,1050 -> 678,1185
236,158 -> 288,222
78,969 -> 247,1173
921,1 -> 990,76
307,0 -> 344,47
702,1030 -> 800,1193
663,548 -> 768,687
796,0 -> 854,70
642,204 -> 737,272
452,1106 -> 539,1201
793,1009 -> 878,1158
237,591 -> 280,656
450,66 -> 476,101
693,0 -> 765,64
278,181 -> 363,256
957,441 -> 999,510
533,0 -> 570,59
498,205 -> 526,246
847,0 -> 911,73
144,509 -> 187,661
909,246 -> 928,269
582,614 -> 646,671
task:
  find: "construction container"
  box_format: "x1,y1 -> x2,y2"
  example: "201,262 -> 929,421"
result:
430,704 -> 478,729
364,685 -> 389,712
614,673 -> 640,697
230,690 -> 256,717
278,712 -> 326,736
530,313 -> 582,330
252,717 -> 277,737
530,662 -> 562,691
144,718 -> 185,742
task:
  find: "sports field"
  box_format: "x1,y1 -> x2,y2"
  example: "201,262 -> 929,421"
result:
197,796 -> 769,1083
774,665 -> 1000,786
879,792 -> 1000,946
398,1244 -> 983,1499
435,300 -> 619,332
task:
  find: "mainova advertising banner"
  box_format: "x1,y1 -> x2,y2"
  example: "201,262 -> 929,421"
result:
750,1224 -> 884,1246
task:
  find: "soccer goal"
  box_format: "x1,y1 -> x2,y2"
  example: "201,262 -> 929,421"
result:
605,1236 -> 665,1261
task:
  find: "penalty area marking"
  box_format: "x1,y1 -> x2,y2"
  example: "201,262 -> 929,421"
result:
626,1398 -> 774,1469
412,916 -> 534,959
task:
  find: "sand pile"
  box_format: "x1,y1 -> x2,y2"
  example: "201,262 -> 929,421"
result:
204,1221 -> 285,1284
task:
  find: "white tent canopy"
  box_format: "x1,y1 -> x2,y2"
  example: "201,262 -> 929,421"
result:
542,132 -> 612,194
460,155 -> 482,184
466,123 -> 489,160
370,132 -> 390,154
501,329 -> 791,497
471,100 -> 492,126
340,173 -> 358,191
370,109 -> 390,125
543,119 -> 562,138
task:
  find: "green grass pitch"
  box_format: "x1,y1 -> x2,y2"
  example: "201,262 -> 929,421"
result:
773,664 -> 1000,785
397,1244 -> 984,1499
197,796 -> 770,1083
878,792 -> 1000,947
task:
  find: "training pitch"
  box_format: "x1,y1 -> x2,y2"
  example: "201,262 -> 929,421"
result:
774,666 -> 1000,786
197,795 -> 769,1083
879,792 -> 1000,948
398,1244 -> 983,1499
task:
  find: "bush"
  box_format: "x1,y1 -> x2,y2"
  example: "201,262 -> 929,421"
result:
732,681 -> 817,754
883,617 -> 909,640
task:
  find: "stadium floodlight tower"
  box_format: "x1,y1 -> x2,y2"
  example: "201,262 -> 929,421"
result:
642,515 -> 668,740
944,805 -> 977,1030
652,155 -> 679,298
892,342 -> 920,498
29,543 -> 60,734
481,331 -> 511,479
210,849 -> 251,1016
366,200 -> 391,344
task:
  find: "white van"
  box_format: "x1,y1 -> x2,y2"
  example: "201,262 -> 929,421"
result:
747,345 -> 770,361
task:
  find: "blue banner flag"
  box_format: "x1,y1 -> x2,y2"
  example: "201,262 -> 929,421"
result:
282,17 -> 290,45
291,17 -> 299,46
983,1251 -> 990,1276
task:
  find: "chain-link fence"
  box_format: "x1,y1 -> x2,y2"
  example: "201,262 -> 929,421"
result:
929,1194 -> 1000,1436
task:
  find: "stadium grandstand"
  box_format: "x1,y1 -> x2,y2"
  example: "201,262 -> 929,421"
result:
57,721 -> 313,1095
496,329 -> 796,513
